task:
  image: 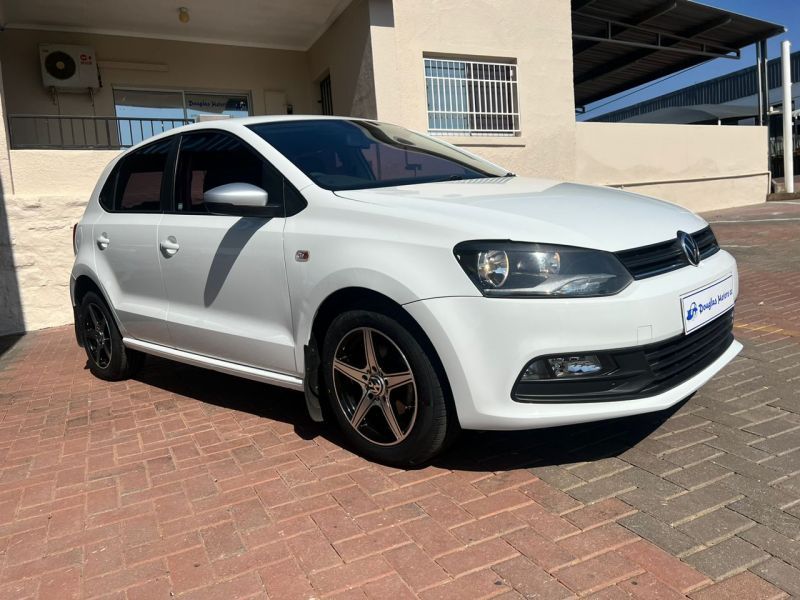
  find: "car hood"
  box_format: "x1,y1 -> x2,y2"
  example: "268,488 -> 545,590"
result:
333,177 -> 708,252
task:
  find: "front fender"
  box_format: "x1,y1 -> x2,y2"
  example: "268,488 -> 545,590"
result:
292,267 -> 419,371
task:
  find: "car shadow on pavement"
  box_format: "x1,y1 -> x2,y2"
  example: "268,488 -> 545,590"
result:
435,398 -> 691,472
131,354 -> 333,439
130,354 -> 689,472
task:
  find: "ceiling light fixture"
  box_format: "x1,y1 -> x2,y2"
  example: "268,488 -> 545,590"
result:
178,7 -> 190,24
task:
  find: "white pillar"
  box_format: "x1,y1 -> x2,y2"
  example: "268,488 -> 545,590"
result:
782,40 -> 794,193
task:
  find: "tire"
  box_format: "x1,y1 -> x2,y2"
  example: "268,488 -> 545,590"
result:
78,291 -> 144,381
321,309 -> 453,466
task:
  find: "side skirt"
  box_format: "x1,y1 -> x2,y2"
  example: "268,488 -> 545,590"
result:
122,338 -> 304,392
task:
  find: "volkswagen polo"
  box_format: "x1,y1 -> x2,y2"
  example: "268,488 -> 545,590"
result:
71,116 -> 740,465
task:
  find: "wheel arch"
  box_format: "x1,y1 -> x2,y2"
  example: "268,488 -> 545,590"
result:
72,273 -> 126,346
302,286 -> 455,425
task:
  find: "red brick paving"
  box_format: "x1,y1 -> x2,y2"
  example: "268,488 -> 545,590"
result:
0,202 -> 796,599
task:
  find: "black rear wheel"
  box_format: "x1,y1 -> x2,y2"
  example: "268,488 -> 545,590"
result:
79,291 -> 144,381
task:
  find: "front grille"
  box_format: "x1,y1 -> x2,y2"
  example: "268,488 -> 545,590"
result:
615,226 -> 720,280
641,309 -> 734,395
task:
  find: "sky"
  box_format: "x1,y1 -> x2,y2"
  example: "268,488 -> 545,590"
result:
579,0 -> 800,120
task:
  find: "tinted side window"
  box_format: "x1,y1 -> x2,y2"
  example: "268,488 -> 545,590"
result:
115,138 -> 172,212
175,132 -> 283,214
98,169 -> 116,212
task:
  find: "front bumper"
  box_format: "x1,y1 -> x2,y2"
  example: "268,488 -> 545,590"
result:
404,249 -> 741,430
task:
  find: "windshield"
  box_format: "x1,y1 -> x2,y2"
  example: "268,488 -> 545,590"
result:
248,119 -> 508,191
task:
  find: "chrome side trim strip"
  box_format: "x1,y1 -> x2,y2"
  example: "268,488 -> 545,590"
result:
122,338 -> 304,391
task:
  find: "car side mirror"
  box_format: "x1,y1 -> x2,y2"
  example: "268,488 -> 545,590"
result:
203,183 -> 281,217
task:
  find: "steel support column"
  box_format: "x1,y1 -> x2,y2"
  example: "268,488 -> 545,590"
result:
756,39 -> 769,126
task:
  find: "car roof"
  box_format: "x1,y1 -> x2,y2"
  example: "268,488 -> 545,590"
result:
120,115 -> 367,155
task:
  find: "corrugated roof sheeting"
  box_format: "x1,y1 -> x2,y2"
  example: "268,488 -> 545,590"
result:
572,0 -> 785,107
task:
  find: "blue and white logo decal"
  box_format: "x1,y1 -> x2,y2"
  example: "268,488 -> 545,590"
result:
680,274 -> 735,333
686,302 -> 698,321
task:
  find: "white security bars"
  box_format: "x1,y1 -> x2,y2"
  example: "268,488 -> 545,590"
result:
424,57 -> 520,136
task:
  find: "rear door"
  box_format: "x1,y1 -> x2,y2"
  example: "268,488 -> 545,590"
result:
157,130 -> 297,374
92,137 -> 174,344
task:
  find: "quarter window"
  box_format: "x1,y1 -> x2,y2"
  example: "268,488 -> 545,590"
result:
424,57 -> 520,136
174,131 -> 283,214
114,138 -> 172,212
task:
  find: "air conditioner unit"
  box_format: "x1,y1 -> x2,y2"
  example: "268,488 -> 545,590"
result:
40,44 -> 99,89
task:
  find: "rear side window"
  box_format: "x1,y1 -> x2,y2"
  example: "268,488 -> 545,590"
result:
98,170 -> 116,211
115,138 -> 172,212
175,131 -> 283,214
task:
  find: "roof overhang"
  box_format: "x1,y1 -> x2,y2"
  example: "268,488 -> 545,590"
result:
0,0 -> 354,51
572,0 -> 786,108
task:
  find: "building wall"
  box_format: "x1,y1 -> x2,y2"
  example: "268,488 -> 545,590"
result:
368,0 -> 576,180
575,122 -> 770,212
0,6 -> 774,335
0,29 -> 315,123
0,18 -> 377,335
0,63 -> 24,336
308,0 -> 377,118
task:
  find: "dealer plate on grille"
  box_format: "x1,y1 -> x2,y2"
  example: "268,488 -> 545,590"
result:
681,274 -> 735,334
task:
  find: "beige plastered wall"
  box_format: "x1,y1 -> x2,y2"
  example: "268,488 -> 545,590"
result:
307,0 -> 377,118
0,29 -> 315,121
575,122 -> 770,212
0,4 -> 773,335
1,149 -> 119,335
367,0 -> 576,180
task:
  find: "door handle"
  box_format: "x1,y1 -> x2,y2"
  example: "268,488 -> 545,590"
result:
160,236 -> 180,257
96,233 -> 110,250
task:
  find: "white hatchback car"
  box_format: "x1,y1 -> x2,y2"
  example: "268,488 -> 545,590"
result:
71,116 -> 740,465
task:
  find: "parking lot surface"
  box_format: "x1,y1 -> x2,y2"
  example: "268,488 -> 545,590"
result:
1,201 -> 799,599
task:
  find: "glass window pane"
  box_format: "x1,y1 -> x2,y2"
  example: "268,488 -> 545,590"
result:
114,89 -> 185,146
175,132 -> 281,213
116,139 -> 172,212
423,58 -> 518,136
185,93 -> 250,120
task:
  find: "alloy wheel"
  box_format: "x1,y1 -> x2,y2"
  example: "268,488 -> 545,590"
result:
83,303 -> 112,369
332,327 -> 418,446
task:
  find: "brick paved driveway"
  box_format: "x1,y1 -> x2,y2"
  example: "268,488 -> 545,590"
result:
1,201 -> 799,600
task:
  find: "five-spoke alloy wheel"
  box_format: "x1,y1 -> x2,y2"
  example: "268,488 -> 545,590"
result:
333,327 -> 418,446
322,310 -> 453,465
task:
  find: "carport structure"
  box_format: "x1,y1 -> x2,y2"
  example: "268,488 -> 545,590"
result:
572,0 -> 785,119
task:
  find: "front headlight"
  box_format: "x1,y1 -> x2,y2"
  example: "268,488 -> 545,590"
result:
454,241 -> 633,297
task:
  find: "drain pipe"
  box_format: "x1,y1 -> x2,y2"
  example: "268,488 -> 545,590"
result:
782,40 -> 794,193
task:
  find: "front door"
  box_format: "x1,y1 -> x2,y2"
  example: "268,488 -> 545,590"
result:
157,130 -> 296,374
92,137 -> 173,344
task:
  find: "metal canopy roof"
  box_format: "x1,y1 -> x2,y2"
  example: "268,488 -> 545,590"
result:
572,0 -> 786,108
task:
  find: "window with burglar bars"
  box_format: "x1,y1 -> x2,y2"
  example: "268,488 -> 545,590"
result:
424,57 -> 520,136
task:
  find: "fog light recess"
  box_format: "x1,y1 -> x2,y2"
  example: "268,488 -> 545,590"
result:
520,354 -> 612,382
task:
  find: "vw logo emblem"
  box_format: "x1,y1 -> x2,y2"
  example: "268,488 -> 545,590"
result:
677,231 -> 701,266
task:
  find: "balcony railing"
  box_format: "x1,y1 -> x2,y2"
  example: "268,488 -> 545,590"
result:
8,115 -> 193,150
